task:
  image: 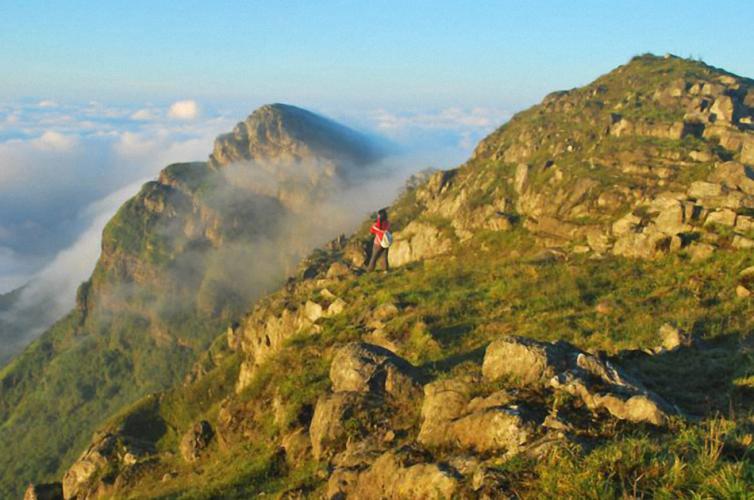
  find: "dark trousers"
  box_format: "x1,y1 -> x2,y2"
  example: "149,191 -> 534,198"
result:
368,244 -> 389,271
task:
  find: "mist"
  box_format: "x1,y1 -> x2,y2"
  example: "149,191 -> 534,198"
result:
0,101 -> 506,365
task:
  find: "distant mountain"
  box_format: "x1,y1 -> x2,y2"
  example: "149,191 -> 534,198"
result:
49,55 -> 754,499
0,284 -> 46,367
0,104 -> 385,497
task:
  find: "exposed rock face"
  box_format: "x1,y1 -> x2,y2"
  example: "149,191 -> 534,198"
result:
483,336 -> 672,426
24,483 -> 63,500
550,352 -> 672,426
388,221 -> 454,267
659,323 -> 697,351
328,447 -> 461,500
234,276 -> 350,393
329,342 -> 422,399
310,343 -> 421,460
482,336 -> 574,385
180,420 -> 214,462
209,103 -> 380,171
310,392 -> 369,460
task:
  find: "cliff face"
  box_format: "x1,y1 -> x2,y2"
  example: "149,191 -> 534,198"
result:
54,56 -> 754,499
0,104 -> 384,498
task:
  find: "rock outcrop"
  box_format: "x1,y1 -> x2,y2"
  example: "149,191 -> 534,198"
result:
483,336 -> 673,425
180,420 -> 214,462
23,483 -> 63,500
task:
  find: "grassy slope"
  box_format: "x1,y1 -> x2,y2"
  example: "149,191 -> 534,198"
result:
103,224 -> 754,498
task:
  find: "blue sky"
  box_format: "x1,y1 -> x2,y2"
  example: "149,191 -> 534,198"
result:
2,1 -> 753,109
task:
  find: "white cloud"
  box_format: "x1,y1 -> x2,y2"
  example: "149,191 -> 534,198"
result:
37,99 -> 58,108
32,130 -> 79,151
131,108 -> 158,121
168,99 -> 200,120
369,107 -> 507,132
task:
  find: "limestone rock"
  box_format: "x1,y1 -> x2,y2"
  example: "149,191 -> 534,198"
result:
24,483 -> 63,500
688,181 -> 722,198
738,267 -> 754,297
388,221 -> 453,267
417,378 -> 472,446
333,447 -> 461,500
180,420 -> 214,462
659,323 -> 695,350
448,405 -> 538,454
549,353 -> 672,426
735,215 -> 754,232
62,433 -> 117,499
310,392 -> 366,459
326,261 -> 351,279
303,300 -> 324,323
732,235 -> 754,249
482,336 -> 575,385
325,297 -> 347,317
281,427 -> 311,466
329,342 -> 421,399
704,208 -> 737,227
709,161 -> 754,195
612,213 -> 642,236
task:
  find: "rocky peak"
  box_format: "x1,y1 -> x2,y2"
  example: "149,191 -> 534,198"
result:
209,103 -> 381,171
378,54 -> 754,268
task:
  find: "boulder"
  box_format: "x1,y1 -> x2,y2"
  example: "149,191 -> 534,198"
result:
709,161 -> 754,195
62,433 -> 117,499
180,420 -> 213,462
388,221 -> 453,267
334,447 -> 461,500
741,137 -> 754,165
24,483 -> 63,500
326,261 -> 351,279
281,427 -> 311,466
310,392 -> 366,459
612,213 -> 642,236
329,342 -> 421,400
732,235 -> 754,249
735,215 -> 754,232
659,323 -> 696,350
303,300 -> 324,323
704,209 -> 737,227
688,181 -> 722,199
482,336 -> 575,385
325,297 -> 347,317
549,353 -> 672,426
417,378 -> 472,446
709,95 -> 736,123
613,230 -> 672,259
448,405 -> 538,454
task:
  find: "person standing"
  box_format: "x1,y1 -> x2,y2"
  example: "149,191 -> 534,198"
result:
367,209 -> 391,272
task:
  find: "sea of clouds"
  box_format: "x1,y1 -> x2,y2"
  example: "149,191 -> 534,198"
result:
0,98 -> 510,353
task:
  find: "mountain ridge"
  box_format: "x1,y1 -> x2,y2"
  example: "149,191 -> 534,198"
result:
0,104 -> 386,498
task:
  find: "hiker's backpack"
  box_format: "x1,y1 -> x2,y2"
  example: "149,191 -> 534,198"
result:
380,231 -> 393,248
